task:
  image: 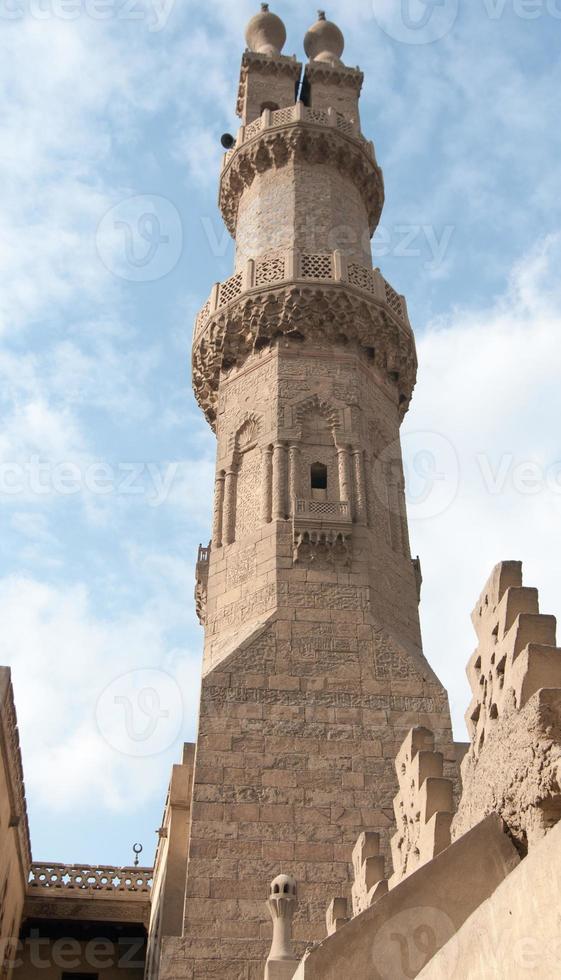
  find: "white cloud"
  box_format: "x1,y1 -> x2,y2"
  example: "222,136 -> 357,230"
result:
0,573 -> 201,814
405,233 -> 561,736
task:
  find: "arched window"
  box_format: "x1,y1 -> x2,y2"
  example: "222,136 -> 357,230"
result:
310,462 -> 327,491
261,101 -> 279,113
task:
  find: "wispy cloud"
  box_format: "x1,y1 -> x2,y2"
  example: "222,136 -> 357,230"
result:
407,233 -> 561,734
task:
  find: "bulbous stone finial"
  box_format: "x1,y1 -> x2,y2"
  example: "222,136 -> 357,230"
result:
245,4 -> 287,56
304,11 -> 345,67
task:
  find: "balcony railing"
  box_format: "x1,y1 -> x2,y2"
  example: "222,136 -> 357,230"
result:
194,249 -> 409,343
222,103 -> 372,169
197,544 -> 211,565
28,863 -> 152,894
294,498 -> 352,522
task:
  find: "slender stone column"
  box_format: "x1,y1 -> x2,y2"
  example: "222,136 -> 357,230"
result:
364,452 -> 376,527
397,478 -> 411,558
261,445 -> 273,524
223,464 -> 238,545
212,470 -> 225,547
352,448 -> 367,524
386,461 -> 402,552
288,444 -> 300,516
272,442 -> 287,521
337,445 -> 352,506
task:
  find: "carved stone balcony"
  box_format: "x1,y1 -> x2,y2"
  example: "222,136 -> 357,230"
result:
293,498 -> 352,567
223,103 -> 372,165
194,251 -> 409,342
293,498 -> 351,525
28,863 -> 152,893
219,102 -> 383,237
26,863 -> 153,925
192,248 -> 417,428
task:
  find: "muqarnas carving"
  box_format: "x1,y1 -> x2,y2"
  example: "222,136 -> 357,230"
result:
293,528 -> 352,566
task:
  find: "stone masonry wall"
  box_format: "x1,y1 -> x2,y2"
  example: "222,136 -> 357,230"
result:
234,162 -> 372,271
204,344 -> 426,670
176,618 -> 454,979
176,338 -> 456,977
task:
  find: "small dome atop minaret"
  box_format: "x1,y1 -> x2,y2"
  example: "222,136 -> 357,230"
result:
245,4 -> 287,56
304,11 -> 345,67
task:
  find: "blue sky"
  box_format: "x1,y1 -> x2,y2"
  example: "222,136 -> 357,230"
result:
1,0 -> 561,868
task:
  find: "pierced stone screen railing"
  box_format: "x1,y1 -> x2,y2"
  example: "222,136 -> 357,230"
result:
28,863 -> 153,893
194,249 -> 409,341
222,102 -> 371,167
294,499 -> 352,522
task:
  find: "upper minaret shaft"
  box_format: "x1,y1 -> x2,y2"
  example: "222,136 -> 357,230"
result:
224,11 -> 382,272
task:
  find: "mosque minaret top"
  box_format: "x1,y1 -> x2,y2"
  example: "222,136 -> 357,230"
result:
304,10 -> 346,67
245,3 -> 287,56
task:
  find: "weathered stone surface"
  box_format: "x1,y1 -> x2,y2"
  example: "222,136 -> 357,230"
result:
390,727 -> 454,886
0,668 -> 31,977
351,832 -> 386,916
418,815 -> 561,979
325,897 -> 348,936
453,687 -> 561,849
182,613 -> 454,974
291,815 -> 519,980
454,561 -> 561,849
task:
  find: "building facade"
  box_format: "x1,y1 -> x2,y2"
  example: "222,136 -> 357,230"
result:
0,669 -> 31,980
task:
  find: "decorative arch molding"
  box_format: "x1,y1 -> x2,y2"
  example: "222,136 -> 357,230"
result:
294,394 -> 341,435
228,412 -> 262,456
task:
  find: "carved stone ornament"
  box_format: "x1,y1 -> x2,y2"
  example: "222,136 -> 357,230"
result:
293,529 -> 352,567
303,60 -> 364,92
219,123 -> 384,238
192,283 -> 417,428
194,543 -> 210,626
236,51 -> 302,119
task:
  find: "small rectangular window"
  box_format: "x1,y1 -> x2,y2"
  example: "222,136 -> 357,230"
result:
310,462 -> 327,490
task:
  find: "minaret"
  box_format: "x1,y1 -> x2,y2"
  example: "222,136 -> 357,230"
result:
186,7 -> 456,974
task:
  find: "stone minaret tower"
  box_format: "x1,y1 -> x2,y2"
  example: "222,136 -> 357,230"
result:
185,7 -> 456,976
